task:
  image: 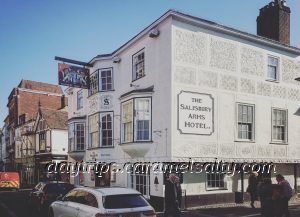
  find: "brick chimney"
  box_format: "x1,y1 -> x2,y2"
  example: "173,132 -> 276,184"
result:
257,0 -> 291,45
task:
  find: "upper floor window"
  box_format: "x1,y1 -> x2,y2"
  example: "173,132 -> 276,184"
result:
88,112 -> 114,148
68,122 -> 85,152
39,132 -> 46,152
272,108 -> 287,143
19,114 -> 26,125
132,49 -> 145,81
237,103 -> 255,141
267,56 -> 279,81
100,68 -> 113,91
77,90 -> 84,110
88,113 -> 99,148
122,101 -> 133,143
89,71 -> 99,96
121,97 -> 151,143
100,112 -> 113,147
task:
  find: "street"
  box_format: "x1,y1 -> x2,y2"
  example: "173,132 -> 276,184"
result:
1,190 -> 300,217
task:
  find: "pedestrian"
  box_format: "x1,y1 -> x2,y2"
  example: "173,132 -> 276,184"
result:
174,175 -> 182,210
164,173 -> 181,217
258,178 -> 273,217
246,172 -> 259,208
276,174 -> 293,217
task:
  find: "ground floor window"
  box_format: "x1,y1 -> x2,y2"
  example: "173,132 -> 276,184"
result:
206,173 -> 226,190
128,168 -> 150,198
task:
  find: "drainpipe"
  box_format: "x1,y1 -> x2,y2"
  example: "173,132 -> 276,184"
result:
294,164 -> 297,193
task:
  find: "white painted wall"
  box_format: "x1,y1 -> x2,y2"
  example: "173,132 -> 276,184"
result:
51,130 -> 68,155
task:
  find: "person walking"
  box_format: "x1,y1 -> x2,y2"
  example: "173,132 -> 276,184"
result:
247,172 -> 259,208
258,178 -> 273,217
276,174 -> 293,217
164,173 -> 181,217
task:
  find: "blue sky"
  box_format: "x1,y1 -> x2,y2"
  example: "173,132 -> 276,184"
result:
0,0 -> 299,124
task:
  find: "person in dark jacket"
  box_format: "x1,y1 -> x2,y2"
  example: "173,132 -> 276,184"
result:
164,174 -> 181,217
247,172 -> 259,208
276,174 -> 293,217
258,178 -> 273,217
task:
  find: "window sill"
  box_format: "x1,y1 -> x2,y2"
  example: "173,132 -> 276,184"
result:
234,140 -> 255,143
99,89 -> 115,93
99,146 -> 114,149
206,188 -> 228,191
270,142 -> 288,145
87,92 -> 100,98
132,75 -> 146,82
265,79 -> 279,83
68,150 -> 85,153
120,141 -> 153,145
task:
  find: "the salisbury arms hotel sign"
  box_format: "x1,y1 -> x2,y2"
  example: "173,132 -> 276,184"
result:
178,91 -> 214,135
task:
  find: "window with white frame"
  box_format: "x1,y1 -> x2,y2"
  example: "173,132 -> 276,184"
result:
272,108 -> 287,143
89,71 -> 99,96
237,103 -> 255,140
267,56 -> 279,81
100,112 -> 113,147
128,166 -> 150,198
68,122 -> 85,151
122,100 -> 133,143
89,114 -> 99,148
121,97 -> 151,143
135,98 -> 151,141
68,123 -> 75,151
100,69 -> 113,91
77,90 -> 84,109
206,173 -> 226,190
132,50 -> 145,81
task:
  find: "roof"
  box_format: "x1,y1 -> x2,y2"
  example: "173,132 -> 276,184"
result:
90,9 -> 300,64
81,187 -> 141,196
18,80 -> 63,94
120,86 -> 154,99
40,107 -> 68,130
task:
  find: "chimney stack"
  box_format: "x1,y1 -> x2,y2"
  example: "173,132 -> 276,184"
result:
257,0 -> 291,45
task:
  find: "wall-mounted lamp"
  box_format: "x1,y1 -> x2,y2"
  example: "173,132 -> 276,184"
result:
113,56 -> 121,63
149,28 -> 160,38
295,77 -> 300,82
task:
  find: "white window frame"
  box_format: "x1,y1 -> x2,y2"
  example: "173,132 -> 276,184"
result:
121,100 -> 134,143
267,55 -> 279,82
271,108 -> 288,144
121,97 -> 152,144
99,68 -> 113,91
89,71 -> 99,96
68,122 -> 85,151
132,49 -> 145,81
134,98 -> 151,142
100,112 -> 114,147
236,103 -> 255,141
88,113 -> 100,148
206,173 -> 227,191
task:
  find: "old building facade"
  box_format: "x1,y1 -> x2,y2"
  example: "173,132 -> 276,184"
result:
66,5 -> 300,210
4,80 -> 68,186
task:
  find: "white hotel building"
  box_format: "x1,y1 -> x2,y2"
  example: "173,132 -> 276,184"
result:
66,5 -> 300,210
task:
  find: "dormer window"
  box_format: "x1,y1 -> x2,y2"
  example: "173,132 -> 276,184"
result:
267,56 -> 279,81
132,49 -> 145,81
